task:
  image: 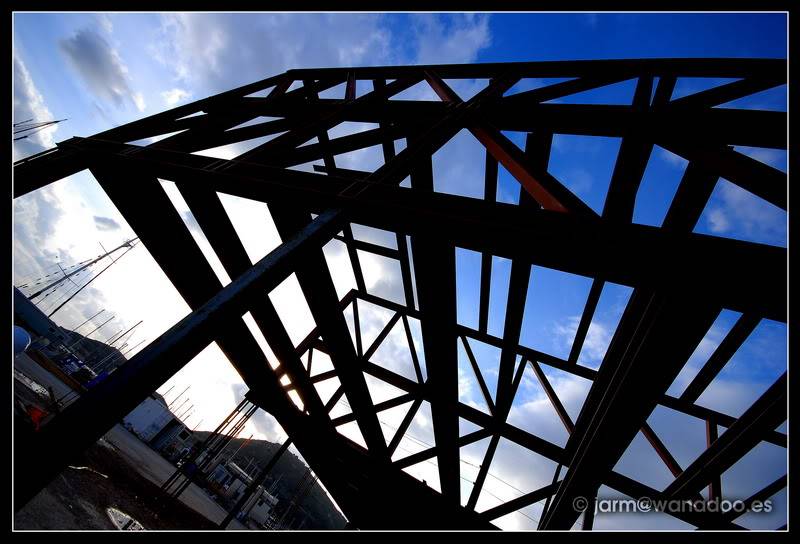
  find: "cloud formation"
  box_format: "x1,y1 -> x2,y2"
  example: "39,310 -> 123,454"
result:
151,14 -> 395,94
13,55 -> 58,159
410,14 -> 491,65
161,87 -> 191,106
59,28 -> 145,112
703,179 -> 786,245
553,315 -> 613,369
93,215 -> 121,231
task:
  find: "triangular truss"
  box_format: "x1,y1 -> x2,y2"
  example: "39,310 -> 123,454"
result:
14,59 -> 786,530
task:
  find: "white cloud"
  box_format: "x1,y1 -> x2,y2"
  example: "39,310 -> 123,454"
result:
13,55 -> 58,158
93,215 -> 121,231
151,14 -> 396,93
13,13 -> 510,512
553,315 -> 612,369
707,207 -> 731,233
59,27 -> 145,112
161,87 -> 191,106
411,14 -> 491,65
18,15 -> 790,531
132,91 -> 146,112
704,179 -> 786,244
458,365 -> 474,402
98,13 -> 114,34
13,171 -> 193,360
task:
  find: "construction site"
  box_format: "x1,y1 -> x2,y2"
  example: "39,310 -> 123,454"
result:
12,55 -> 787,531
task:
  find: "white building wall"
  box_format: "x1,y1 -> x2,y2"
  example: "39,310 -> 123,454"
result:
244,490 -> 278,526
123,396 -> 173,442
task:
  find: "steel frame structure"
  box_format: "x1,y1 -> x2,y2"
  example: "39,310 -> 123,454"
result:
13,59 -> 787,530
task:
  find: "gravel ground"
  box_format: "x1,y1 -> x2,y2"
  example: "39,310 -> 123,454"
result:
14,438 -> 217,531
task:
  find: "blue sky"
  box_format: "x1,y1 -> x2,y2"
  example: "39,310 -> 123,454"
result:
13,12 -> 787,530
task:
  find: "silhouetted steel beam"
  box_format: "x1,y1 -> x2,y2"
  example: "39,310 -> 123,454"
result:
393,428 -> 494,469
169,170 -> 332,419
336,288 -> 786,450
659,139 -> 786,210
502,74 -> 628,105
600,76 -> 656,222
361,360 -> 565,464
13,58 -> 787,531
641,422 -> 684,478
706,419 -> 722,501
387,398 -> 423,457
409,148 -> 460,503
268,205 -> 389,460
246,388 -> 496,529
66,138 -> 785,321
424,71 -> 591,215
460,335 -> 495,415
669,76 -> 785,109
663,373 -> 787,500
661,160 -> 721,232
234,100 -> 785,148
340,225 -> 367,292
720,475 -> 786,524
286,58 -> 784,80
236,76 -> 418,164
478,151 -> 498,334
679,313 -> 761,404
567,278 -> 604,365
466,434 -> 501,510
530,360 -> 575,434
605,472 -> 743,530
14,204 -> 340,509
540,289 -> 720,529
331,393 -> 417,427
333,233 -> 400,260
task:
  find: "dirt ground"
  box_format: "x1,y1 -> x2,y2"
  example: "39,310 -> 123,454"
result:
15,437 -> 217,531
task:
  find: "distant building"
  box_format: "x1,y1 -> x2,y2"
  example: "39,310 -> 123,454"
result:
157,424 -> 197,461
207,460 -> 279,527
123,393 -> 175,442
241,487 -> 279,528
122,392 -> 196,461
